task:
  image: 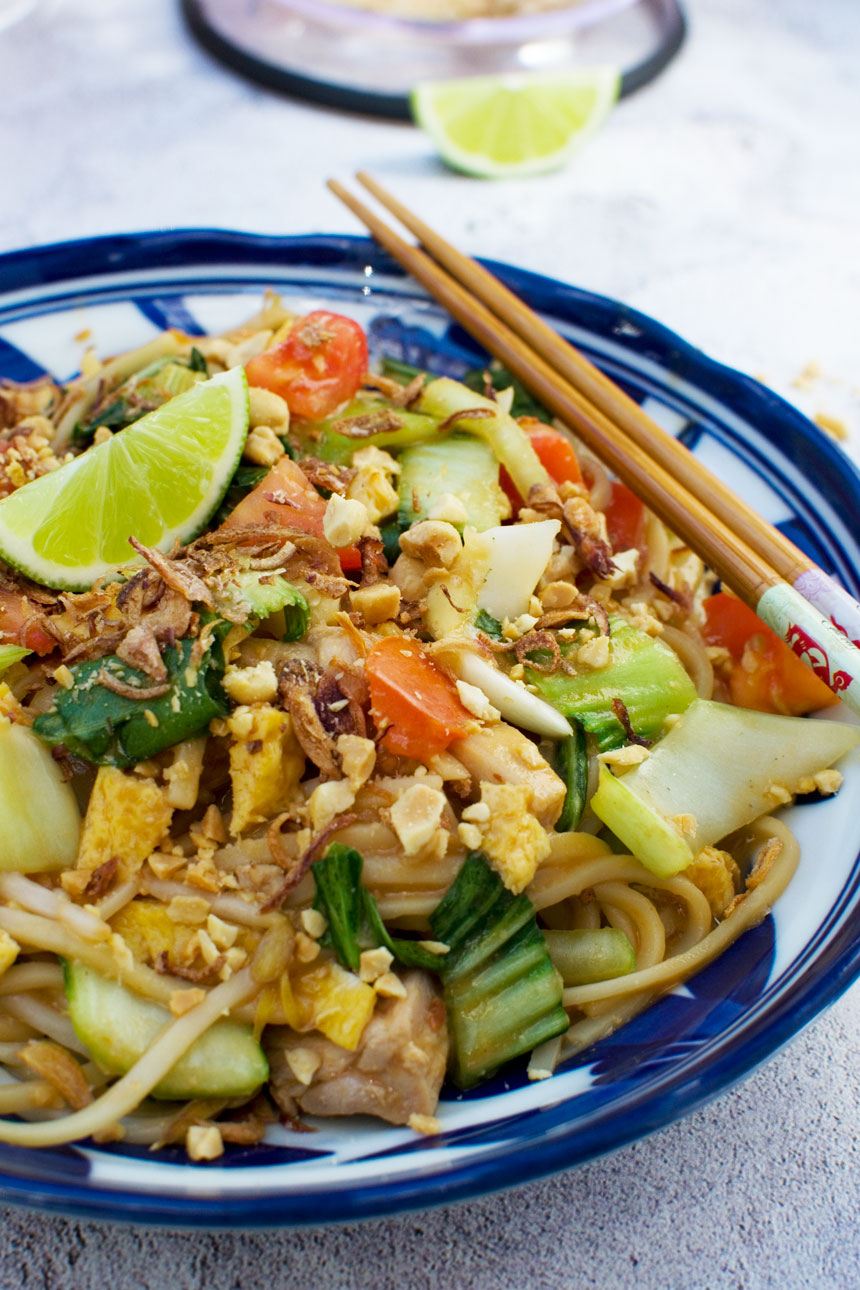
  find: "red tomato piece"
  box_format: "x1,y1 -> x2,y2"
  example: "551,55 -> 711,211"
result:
703,591 -> 837,715
221,455 -> 360,571
501,420 -> 584,511
603,481 -> 646,554
366,636 -> 472,762
0,590 -> 54,655
245,310 -> 368,422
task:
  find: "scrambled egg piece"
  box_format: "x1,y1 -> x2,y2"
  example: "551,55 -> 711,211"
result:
111,898 -> 199,970
227,704 -> 304,835
685,846 -> 741,918
112,898 -> 257,973
293,960 -> 377,1051
474,782 -> 551,894
74,767 -> 172,883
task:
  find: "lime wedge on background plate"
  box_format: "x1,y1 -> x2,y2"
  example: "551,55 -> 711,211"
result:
411,66 -> 620,179
0,367 -> 249,591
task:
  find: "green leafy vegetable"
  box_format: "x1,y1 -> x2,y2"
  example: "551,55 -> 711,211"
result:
526,615 -> 698,751
233,572 -> 309,641
554,723 -> 588,831
430,852 -> 569,1088
543,928 -> 635,986
397,436 -> 504,532
33,636 -> 228,767
188,346 -> 209,374
0,644 -> 32,676
474,608 -> 504,640
312,844 -> 446,974
301,398 -> 442,466
379,520 -> 406,566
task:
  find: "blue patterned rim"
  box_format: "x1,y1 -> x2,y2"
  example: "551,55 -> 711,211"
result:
1,229 -> 859,1228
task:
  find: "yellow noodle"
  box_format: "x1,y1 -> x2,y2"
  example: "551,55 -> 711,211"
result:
660,624 -> 714,699
593,882 -> 666,968
1,995 -> 88,1057
0,963 -> 65,996
562,819 -> 797,1008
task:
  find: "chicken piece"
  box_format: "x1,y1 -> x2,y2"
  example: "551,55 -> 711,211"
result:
266,970 -> 448,1126
451,721 -> 565,827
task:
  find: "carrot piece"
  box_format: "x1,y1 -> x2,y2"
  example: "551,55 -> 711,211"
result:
366,636 -> 472,761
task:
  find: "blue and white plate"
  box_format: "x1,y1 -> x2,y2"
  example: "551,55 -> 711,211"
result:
1,230 -> 859,1227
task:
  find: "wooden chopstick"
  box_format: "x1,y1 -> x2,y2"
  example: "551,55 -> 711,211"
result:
354,171 -> 860,647
327,177 -> 860,716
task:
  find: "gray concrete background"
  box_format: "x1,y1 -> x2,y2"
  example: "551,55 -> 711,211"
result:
1,0 -> 859,1284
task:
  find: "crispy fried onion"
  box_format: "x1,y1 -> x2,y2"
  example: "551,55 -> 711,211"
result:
527,483 -> 616,580
128,537 -> 214,608
357,535 -> 388,586
95,667 -> 171,701
284,686 -> 340,778
436,406 -> 495,435
115,624 -> 167,681
262,812 -> 357,912
611,697 -> 651,747
329,409 -> 404,438
83,856 -> 120,900
279,659 -> 369,773
649,571 -> 691,610
513,629 -> 571,674
19,1041 -> 93,1111
361,372 -> 425,408
298,457 -> 356,495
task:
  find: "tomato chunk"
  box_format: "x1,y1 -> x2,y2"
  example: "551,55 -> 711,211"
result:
703,591 -> 837,715
245,311 -> 368,422
221,455 -> 360,570
366,636 -> 472,762
604,481 -> 646,554
501,420 -> 583,510
521,419 -> 583,487
0,590 -> 54,655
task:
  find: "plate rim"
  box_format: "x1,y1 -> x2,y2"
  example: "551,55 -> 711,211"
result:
1,227 -> 859,1227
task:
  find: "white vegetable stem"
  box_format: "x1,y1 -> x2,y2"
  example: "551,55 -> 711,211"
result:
451,650 -> 571,740
478,519 -> 560,622
417,377 -> 550,499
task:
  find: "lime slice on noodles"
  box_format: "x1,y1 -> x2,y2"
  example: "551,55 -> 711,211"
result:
411,66 -> 620,179
0,368 -> 249,591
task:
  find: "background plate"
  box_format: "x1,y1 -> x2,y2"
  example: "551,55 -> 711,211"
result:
0,230 -> 859,1227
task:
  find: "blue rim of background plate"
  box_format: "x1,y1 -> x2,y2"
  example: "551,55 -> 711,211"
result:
1,229 -> 860,1228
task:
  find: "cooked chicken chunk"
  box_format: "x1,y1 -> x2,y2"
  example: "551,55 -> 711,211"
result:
265,969 -> 448,1126
451,721 -> 565,826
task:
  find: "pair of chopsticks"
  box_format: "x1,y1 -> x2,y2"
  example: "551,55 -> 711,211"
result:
328,174 -> 860,717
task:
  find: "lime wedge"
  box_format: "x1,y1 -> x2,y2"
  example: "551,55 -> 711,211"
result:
0,368 -> 249,591
411,67 -> 620,179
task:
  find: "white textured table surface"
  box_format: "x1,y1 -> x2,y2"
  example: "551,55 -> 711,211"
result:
1,1 -> 860,1285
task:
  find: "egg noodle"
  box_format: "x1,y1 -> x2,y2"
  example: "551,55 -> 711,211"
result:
0,296 -> 844,1158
